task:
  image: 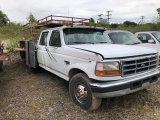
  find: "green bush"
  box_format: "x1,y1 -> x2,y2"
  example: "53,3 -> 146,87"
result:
109,23 -> 160,33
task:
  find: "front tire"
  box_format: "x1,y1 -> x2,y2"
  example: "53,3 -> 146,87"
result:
69,73 -> 102,111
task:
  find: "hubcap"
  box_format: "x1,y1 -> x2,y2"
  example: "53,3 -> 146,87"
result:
75,84 -> 88,104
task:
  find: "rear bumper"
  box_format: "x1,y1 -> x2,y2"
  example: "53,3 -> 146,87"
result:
90,70 -> 160,98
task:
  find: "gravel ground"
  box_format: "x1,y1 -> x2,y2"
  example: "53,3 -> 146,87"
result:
0,56 -> 160,120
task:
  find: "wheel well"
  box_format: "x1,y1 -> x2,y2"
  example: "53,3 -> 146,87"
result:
69,68 -> 87,81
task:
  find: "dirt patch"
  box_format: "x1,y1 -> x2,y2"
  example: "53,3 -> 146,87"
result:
0,56 -> 160,120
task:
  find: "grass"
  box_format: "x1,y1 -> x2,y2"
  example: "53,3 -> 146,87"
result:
0,23 -> 22,52
97,22 -> 160,33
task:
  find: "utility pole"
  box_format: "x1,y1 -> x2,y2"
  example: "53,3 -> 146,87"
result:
157,8 -> 160,22
97,14 -> 103,23
140,16 -> 145,24
106,11 -> 112,25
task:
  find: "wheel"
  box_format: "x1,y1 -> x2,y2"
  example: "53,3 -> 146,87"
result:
69,73 -> 102,111
0,61 -> 3,71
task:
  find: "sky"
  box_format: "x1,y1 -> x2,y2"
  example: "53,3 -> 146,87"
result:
0,0 -> 159,24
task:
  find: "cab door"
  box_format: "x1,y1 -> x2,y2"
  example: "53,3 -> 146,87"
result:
47,30 -> 67,74
37,31 -> 49,66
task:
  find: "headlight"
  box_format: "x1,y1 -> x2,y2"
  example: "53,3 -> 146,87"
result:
95,61 -> 120,76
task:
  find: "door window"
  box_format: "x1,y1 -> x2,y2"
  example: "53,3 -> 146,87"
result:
39,32 -> 49,45
137,33 -> 152,43
49,31 -> 61,47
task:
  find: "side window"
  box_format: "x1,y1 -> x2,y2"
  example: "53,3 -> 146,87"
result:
49,31 -> 61,47
39,32 -> 49,45
137,34 -> 152,43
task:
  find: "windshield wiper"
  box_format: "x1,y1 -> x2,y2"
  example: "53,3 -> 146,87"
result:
72,42 -> 94,44
96,42 -> 108,44
133,42 -> 141,44
126,42 -> 141,45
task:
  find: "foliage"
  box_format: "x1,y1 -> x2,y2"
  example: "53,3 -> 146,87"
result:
0,22 -> 22,51
157,8 -> 160,16
27,13 -> 37,22
110,23 -> 119,28
96,22 -> 109,28
0,22 -> 22,40
123,21 -> 137,27
0,10 -> 9,26
89,18 -> 96,26
90,18 -> 95,23
7,37 -> 21,52
109,23 -> 160,33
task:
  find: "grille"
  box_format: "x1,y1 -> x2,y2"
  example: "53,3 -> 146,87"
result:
122,54 -> 157,76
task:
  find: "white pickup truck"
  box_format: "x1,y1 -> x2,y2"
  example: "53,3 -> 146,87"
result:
135,31 -> 160,44
20,26 -> 160,111
135,31 -> 160,55
104,30 -> 160,70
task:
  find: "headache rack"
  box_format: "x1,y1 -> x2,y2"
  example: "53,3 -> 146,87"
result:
22,15 -> 90,40
24,15 -> 90,29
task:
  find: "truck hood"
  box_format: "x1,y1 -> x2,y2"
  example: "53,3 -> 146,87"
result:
138,43 -> 160,55
70,44 -> 157,59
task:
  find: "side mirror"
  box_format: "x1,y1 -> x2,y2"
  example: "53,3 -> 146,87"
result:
148,39 -> 155,43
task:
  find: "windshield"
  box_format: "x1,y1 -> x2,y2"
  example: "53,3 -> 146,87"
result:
151,32 -> 160,42
108,32 -> 141,45
63,28 -> 111,45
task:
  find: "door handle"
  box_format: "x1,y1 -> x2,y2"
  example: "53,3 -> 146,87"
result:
64,61 -> 70,65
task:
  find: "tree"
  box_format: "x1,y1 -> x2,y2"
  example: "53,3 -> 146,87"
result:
89,18 -> 96,26
110,23 -> 119,28
0,10 -> 9,26
157,8 -> 160,17
90,18 -> 95,23
123,21 -> 137,27
157,8 -> 160,21
27,13 -> 37,22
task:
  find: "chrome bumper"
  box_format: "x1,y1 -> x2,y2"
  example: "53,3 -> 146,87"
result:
90,70 -> 160,98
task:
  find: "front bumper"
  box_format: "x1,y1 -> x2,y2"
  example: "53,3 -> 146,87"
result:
90,70 -> 160,98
